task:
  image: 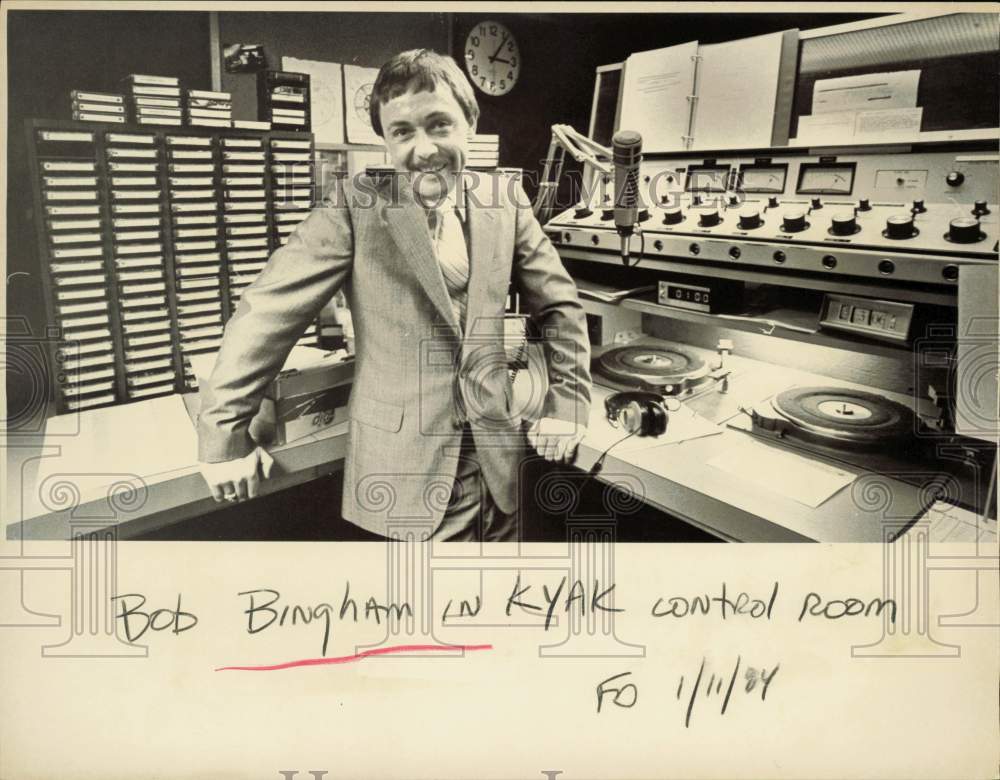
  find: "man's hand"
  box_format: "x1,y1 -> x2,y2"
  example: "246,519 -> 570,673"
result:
199,446 -> 274,503
527,417 -> 587,463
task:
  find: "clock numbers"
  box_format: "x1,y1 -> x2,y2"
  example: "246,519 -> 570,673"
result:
464,21 -> 520,97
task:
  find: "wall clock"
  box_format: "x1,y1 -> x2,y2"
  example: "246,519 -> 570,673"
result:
464,21 -> 520,97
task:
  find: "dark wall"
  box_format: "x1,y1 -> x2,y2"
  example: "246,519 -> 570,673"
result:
6,10 -> 212,325
450,12 -> 882,200
217,11 -> 450,123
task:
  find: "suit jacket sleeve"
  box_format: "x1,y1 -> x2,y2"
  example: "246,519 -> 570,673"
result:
197,193 -> 354,462
511,179 -> 592,427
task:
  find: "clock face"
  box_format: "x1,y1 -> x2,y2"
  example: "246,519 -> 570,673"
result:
464,21 -> 520,96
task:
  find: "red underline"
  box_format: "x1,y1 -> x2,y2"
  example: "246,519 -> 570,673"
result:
215,643 -> 494,671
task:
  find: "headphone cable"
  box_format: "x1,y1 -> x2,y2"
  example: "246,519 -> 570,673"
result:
585,429 -> 639,479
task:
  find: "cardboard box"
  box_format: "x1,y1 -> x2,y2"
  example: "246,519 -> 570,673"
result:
189,346 -> 354,447
249,353 -> 354,446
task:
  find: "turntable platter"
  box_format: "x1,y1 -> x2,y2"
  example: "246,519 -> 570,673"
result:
771,386 -> 916,445
596,345 -> 708,393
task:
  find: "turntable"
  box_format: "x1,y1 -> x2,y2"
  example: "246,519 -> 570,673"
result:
749,386 -> 917,452
744,385 -> 995,516
594,342 -> 730,397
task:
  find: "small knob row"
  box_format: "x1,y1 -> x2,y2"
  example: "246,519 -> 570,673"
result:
637,201 -> 991,244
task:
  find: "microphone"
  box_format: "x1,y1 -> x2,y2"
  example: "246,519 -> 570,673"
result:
612,130 -> 643,263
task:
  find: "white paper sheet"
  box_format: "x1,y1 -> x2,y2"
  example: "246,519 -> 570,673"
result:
343,64 -> 382,145
797,107 -> 923,145
618,41 -> 699,153
796,111 -> 859,145
707,439 -> 856,508
854,107 -> 923,140
281,57 -> 345,145
691,31 -> 786,151
812,70 -> 920,114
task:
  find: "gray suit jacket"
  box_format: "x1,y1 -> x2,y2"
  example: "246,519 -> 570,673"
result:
197,169 -> 591,535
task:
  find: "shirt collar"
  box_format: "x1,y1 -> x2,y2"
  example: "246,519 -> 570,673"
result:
425,175 -> 467,224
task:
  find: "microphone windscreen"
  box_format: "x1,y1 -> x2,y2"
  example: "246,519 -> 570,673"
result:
612,130 -> 642,161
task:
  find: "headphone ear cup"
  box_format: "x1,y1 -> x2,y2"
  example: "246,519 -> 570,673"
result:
619,401 -> 643,434
604,392 -> 670,437
648,401 -> 668,436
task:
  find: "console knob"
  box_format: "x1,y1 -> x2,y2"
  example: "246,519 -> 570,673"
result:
638,208 -> 651,223
601,207 -> 614,221
973,200 -> 990,217
662,207 -> 684,225
574,205 -> 593,219
946,171 -> 964,187
885,214 -> 916,239
767,196 -> 780,209
811,197 -> 823,210
691,194 -> 703,207
948,217 -> 984,244
698,209 -> 720,228
728,194 -> 739,206
737,207 -> 761,230
857,198 -> 871,211
911,199 -> 926,214
830,210 -> 857,236
781,209 -> 808,233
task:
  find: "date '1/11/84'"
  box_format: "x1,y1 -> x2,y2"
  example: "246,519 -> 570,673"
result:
596,656 -> 780,727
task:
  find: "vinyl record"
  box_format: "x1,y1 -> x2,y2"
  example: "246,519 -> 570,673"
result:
772,386 -> 916,445
596,345 -> 707,392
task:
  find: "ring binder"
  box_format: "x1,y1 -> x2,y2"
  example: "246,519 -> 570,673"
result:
619,30 -> 799,152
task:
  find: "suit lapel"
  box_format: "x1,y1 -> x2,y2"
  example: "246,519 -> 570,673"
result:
464,172 -> 499,339
378,176 -> 460,334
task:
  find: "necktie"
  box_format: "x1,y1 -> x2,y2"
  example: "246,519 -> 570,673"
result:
428,207 -> 470,331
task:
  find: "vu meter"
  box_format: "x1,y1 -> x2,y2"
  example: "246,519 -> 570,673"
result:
685,165 -> 732,192
797,163 -> 856,195
737,164 -> 788,193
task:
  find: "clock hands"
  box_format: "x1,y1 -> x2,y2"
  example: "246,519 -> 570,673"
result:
468,25 -> 516,94
488,33 -> 508,63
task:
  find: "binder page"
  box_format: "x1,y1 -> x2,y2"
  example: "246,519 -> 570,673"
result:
618,40 -> 699,153
691,31 -> 786,151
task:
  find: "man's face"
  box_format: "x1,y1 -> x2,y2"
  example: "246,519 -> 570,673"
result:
379,84 -> 473,207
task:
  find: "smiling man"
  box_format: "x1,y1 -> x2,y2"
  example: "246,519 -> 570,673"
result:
197,49 -> 591,541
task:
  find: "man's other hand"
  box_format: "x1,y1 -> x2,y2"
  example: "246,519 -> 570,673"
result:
527,417 -> 586,463
199,446 -> 275,503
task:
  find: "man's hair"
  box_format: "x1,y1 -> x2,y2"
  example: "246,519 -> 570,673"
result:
369,49 -> 480,137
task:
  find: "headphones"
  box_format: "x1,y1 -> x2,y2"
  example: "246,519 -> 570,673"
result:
604,391 -> 673,437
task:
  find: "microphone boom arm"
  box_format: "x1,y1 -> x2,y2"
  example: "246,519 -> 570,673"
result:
533,124 -> 613,222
